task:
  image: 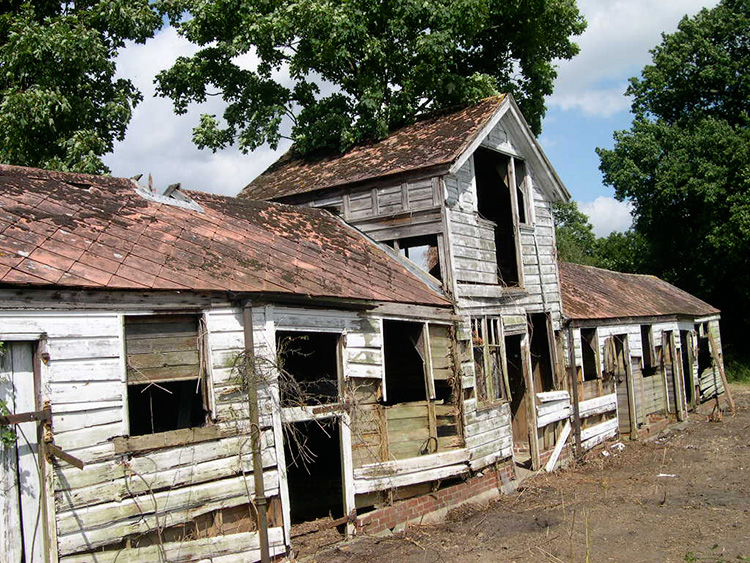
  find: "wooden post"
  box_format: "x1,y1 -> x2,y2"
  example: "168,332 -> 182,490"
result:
522,334 -> 541,470
708,332 -> 736,414
566,326 -> 582,457
623,336 -> 638,440
242,304 -> 271,563
670,332 -> 686,422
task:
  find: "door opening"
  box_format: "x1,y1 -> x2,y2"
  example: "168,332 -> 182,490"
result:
506,333 -> 530,463
680,331 -> 693,407
284,420 -> 344,524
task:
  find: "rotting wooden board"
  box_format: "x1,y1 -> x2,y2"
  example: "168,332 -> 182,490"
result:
59,527 -> 286,563
544,421 -> 571,472
580,418 -> 618,443
536,390 -> 570,403
354,449 -> 470,480
56,472 -> 281,555
578,393 -> 617,418
353,462 -> 469,494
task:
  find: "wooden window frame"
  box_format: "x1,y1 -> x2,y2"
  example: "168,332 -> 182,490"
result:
472,316 -> 509,406
123,313 -> 213,438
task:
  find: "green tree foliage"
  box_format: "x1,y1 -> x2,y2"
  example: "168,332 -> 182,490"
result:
156,0 -> 585,156
595,230 -> 649,274
0,2 -> 160,173
552,201 -> 598,266
597,0 -> 750,352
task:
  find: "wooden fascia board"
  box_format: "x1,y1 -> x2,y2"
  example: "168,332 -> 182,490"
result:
566,313 -> 719,329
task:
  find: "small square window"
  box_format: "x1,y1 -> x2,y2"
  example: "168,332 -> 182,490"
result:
386,235 -> 442,281
125,314 -> 209,436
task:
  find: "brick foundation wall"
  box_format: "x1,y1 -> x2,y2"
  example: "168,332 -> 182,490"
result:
356,463 -> 516,535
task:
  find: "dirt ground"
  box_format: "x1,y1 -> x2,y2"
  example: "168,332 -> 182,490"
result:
296,385 -> 750,563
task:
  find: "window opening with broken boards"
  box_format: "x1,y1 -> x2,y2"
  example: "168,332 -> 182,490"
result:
125,314 -> 210,437
472,316 -> 508,404
276,330 -> 341,407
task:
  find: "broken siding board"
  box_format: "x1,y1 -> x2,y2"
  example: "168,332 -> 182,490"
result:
353,462 -> 468,494
60,527 -> 286,563
578,393 -> 617,418
56,471 -> 281,555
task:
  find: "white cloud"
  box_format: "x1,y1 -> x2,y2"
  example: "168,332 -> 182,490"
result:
580,196 -> 633,237
548,0 -> 720,117
102,27 -> 289,196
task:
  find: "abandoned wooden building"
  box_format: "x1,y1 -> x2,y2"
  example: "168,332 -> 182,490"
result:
243,94 -> 574,473
0,94 -> 729,563
559,262 -> 726,442
0,164 -> 475,562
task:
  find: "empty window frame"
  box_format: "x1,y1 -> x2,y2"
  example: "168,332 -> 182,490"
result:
471,317 -> 507,404
382,320 -> 429,405
474,147 -> 521,286
387,235 -> 442,281
125,314 -> 209,437
276,331 -> 341,407
641,325 -> 658,376
514,159 -> 531,225
581,328 -> 599,381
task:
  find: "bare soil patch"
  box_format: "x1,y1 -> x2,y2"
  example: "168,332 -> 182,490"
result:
297,385 -> 750,563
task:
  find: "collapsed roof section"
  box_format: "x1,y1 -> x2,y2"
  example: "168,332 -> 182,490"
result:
0,164 -> 450,307
559,261 -> 719,321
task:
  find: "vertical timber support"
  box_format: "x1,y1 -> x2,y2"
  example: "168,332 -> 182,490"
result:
708,332 -> 736,414
522,333 -> 541,470
623,336 -> 638,440
566,326 -> 582,456
242,303 -> 271,563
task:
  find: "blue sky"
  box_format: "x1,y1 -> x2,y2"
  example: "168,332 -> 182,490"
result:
103,0 -> 719,237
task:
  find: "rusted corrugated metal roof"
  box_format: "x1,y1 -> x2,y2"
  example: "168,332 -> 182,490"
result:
0,165 -> 450,306
240,95 -> 507,201
559,262 -> 719,320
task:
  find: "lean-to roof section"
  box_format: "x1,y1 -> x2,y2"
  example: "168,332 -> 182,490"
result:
559,261 -> 719,320
0,164 -> 450,306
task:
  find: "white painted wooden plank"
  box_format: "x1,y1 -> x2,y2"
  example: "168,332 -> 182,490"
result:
536,390 -> 570,402
0,345 -> 23,563
544,421 -> 571,472
536,406 -> 571,428
537,399 -> 570,417
0,313 -> 120,338
48,358 -> 122,383
353,462 -> 468,494
57,471 -> 281,554
354,449 -> 470,480
581,427 -> 618,451
47,337 -> 121,360
580,418 -> 619,442
578,393 -> 618,418
60,527 -> 286,563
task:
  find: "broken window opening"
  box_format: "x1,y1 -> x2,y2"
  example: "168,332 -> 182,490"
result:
581,328 -> 599,381
471,317 -> 506,404
276,331 -> 340,407
514,159 -> 529,225
383,320 -> 428,405
386,235 -> 442,281
474,147 -> 521,286
641,325 -> 658,376
529,313 -> 555,392
125,314 -> 209,437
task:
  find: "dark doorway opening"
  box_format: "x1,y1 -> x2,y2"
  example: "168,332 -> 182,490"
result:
276,331 -> 340,407
506,333 -> 529,461
383,320 -> 427,405
284,420 -> 343,524
474,147 -> 520,286
581,328 -> 598,381
529,314 -> 555,392
680,330 -> 693,405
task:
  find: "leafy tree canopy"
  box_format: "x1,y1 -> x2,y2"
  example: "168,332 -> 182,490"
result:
156,0 -> 585,156
552,201 -> 598,266
0,1 -> 160,174
597,0 -> 750,351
